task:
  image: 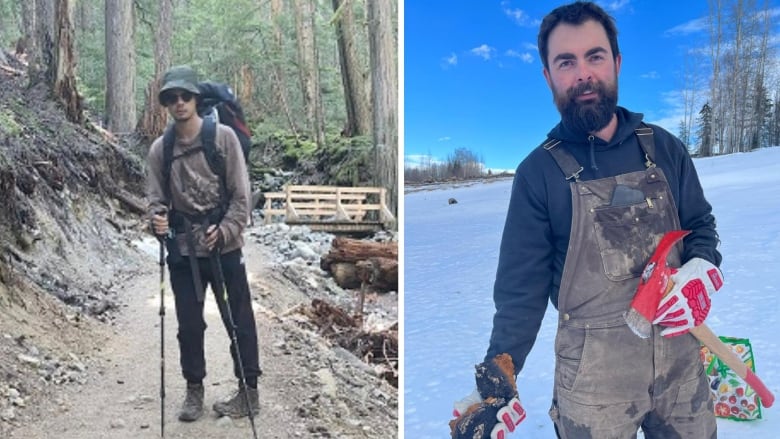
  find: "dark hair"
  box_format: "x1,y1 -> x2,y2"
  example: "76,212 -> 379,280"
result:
537,1 -> 619,70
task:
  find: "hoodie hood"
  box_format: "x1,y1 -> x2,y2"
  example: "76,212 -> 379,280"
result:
546,106 -> 645,172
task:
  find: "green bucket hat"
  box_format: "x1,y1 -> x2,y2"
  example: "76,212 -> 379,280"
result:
158,65 -> 200,104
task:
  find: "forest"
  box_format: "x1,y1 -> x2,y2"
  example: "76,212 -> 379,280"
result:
0,0 -> 398,213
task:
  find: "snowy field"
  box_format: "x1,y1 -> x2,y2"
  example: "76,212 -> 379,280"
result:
403,146 -> 780,438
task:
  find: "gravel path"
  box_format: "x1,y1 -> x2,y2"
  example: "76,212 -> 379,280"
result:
5,229 -> 398,439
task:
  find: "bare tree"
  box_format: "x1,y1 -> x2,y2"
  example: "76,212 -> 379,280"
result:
105,0 -> 136,134
679,47 -> 702,152
770,91 -> 780,147
367,0 -> 397,215
707,0 -> 776,153
332,0 -> 371,136
293,0 -> 326,146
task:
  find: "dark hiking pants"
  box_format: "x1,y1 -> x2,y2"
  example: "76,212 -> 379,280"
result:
169,248 -> 261,384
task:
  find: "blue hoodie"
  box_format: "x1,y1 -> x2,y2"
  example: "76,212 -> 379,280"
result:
484,106 -> 721,372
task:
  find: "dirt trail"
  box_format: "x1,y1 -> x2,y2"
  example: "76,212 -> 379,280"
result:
6,228 -> 398,439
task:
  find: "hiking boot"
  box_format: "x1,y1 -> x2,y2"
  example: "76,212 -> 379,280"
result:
178,382 -> 204,422
212,384 -> 259,418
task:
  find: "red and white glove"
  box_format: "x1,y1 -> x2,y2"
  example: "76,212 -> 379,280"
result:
490,397 -> 526,439
653,257 -> 723,337
452,388 -> 526,439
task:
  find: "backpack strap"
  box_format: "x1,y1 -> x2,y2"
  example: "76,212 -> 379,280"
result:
162,125 -> 176,203
199,114 -> 229,209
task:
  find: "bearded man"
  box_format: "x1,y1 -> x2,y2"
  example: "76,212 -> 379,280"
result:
451,2 -> 722,438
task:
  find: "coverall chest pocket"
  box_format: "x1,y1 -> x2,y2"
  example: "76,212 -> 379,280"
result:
592,200 -> 670,281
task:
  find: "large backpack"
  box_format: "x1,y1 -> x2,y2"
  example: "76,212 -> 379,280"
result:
161,81 -> 252,209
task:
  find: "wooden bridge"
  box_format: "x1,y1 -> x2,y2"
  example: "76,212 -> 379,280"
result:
262,185 -> 396,234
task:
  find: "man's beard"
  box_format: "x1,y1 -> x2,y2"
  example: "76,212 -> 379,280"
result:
554,79 -> 618,135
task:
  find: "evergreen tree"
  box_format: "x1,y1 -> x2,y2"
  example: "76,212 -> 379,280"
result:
697,103 -> 713,157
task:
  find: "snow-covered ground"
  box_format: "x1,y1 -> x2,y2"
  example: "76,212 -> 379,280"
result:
403,146 -> 780,438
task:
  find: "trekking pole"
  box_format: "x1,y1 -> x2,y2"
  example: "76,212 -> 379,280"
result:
210,249 -> 259,439
158,238 -> 166,438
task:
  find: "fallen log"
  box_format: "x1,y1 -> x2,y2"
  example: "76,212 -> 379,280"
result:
320,237 -> 398,292
331,262 -> 361,290
356,257 -> 398,291
320,237 -> 397,271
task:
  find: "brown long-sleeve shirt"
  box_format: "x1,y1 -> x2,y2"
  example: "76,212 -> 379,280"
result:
146,123 -> 249,257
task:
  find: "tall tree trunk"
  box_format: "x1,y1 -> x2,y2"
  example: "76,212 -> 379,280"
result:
20,0 -> 36,60
332,0 -> 371,136
30,0 -> 83,124
53,0 -> 83,124
137,0 -> 173,141
30,0 -> 55,85
105,0 -> 136,134
270,0 -> 286,112
367,0 -> 397,217
294,0 -> 325,147
270,0 -> 299,139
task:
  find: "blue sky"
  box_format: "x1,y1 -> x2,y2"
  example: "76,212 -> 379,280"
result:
403,1 -> 780,172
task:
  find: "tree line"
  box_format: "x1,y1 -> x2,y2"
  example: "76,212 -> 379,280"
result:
679,0 -> 779,156
0,0 -> 398,214
404,148 -> 494,184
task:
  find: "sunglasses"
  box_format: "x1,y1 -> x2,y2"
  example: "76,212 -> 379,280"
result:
161,90 -> 195,106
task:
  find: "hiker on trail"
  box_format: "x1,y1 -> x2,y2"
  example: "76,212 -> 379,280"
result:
450,2 -> 723,438
146,65 -> 261,422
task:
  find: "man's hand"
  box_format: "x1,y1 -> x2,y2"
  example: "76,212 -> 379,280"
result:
450,354 -> 526,439
653,257 -> 723,337
150,213 -> 169,237
205,224 -> 224,252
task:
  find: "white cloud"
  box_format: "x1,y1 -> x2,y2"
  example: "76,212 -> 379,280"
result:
470,44 -> 495,60
438,136 -> 451,142
600,0 -> 632,12
442,53 -> 458,68
640,71 -> 660,79
506,50 -> 534,64
665,17 -> 708,36
501,1 -> 534,27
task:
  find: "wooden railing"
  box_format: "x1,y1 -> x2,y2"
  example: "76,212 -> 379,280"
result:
263,185 -> 396,233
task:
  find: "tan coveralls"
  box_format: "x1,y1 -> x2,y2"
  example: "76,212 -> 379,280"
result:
546,128 -> 716,439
